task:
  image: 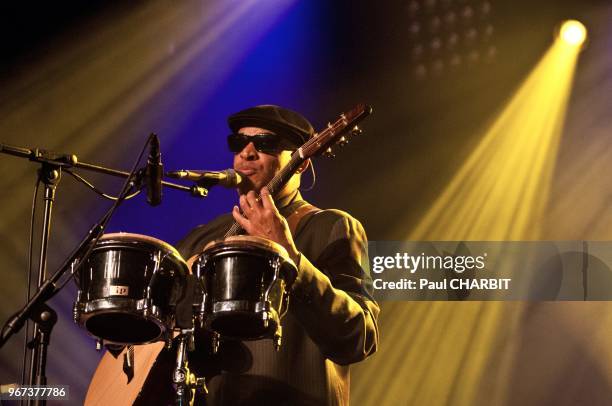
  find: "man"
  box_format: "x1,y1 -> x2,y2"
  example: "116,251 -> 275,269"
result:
177,105 -> 379,405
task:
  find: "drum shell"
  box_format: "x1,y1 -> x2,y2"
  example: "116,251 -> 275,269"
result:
74,234 -> 187,345
195,236 -> 296,340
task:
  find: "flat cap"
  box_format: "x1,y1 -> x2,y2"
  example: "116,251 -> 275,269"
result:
228,105 -> 314,147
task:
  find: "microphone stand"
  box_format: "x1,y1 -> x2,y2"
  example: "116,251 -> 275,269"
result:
0,142 -> 209,405
0,143 -> 210,197
29,162 -> 61,396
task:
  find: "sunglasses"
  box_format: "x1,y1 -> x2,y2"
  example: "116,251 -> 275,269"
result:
227,133 -> 297,154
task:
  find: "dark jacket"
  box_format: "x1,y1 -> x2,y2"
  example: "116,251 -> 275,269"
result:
176,195 -> 380,406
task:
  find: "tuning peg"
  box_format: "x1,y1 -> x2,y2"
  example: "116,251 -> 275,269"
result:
323,147 -> 335,158
337,136 -> 348,147
351,126 -> 362,136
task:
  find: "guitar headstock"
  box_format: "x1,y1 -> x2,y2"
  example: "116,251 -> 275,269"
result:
300,104 -> 372,160
321,125 -> 364,158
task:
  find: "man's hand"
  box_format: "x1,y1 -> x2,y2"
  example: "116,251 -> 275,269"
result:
232,187 -> 300,263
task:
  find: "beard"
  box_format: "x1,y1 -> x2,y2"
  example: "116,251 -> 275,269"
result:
236,172 -> 272,195
237,177 -> 258,195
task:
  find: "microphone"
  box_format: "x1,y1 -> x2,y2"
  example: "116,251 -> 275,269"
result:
166,169 -> 243,188
146,134 -> 163,206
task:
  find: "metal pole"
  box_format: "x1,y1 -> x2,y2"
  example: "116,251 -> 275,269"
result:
27,165 -> 60,406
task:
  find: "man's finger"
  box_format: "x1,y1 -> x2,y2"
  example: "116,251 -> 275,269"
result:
239,195 -> 255,213
232,206 -> 250,230
239,194 -> 253,213
260,187 -> 278,213
245,191 -> 260,209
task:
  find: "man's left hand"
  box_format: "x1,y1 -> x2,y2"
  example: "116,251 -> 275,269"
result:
232,187 -> 300,263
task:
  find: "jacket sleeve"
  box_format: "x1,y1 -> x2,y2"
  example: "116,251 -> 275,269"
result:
289,210 -> 380,365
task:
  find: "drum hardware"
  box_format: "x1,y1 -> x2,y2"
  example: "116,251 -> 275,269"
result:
173,328 -> 207,405
194,236 -> 297,350
123,345 -> 135,383
273,326 -> 282,351
196,302 -> 206,329
211,331 -> 220,354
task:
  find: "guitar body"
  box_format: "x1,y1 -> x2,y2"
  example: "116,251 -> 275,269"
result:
85,342 -> 173,406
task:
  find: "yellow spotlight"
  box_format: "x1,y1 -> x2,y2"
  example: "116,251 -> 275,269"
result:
352,31 -> 585,406
559,20 -> 587,46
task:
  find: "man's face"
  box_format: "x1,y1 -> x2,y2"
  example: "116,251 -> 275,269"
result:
232,126 -> 293,195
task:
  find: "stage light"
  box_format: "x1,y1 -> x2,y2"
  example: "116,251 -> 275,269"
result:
414,63 -> 427,79
559,20 -> 587,46
465,27 -> 478,43
406,0 -> 419,14
430,37 -> 443,52
409,21 -> 421,37
449,53 -> 462,67
480,2 -> 491,17
406,0 -> 496,79
485,45 -> 497,62
461,5 -> 474,21
410,44 -> 424,61
353,24 -> 585,406
429,16 -> 442,33
446,32 -> 459,48
406,37 -> 582,241
432,59 -> 445,74
444,11 -> 457,26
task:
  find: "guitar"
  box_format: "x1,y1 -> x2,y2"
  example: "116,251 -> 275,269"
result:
84,104 -> 373,405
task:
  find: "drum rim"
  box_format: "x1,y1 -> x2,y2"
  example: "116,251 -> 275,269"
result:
206,302 -> 281,340
203,235 -> 290,258
97,232 -> 186,265
75,298 -> 168,345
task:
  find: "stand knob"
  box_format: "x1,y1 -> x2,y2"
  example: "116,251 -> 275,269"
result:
274,326 -> 282,351
211,332 -> 220,354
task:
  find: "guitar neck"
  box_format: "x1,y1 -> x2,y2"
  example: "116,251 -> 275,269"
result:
224,152 -> 305,238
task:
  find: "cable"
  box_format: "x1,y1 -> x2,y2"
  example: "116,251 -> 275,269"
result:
21,177 -> 40,387
301,160 -> 317,192
54,135 -> 155,293
64,169 -> 142,201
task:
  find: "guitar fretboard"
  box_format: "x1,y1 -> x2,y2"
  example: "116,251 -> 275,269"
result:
224,153 -> 304,237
